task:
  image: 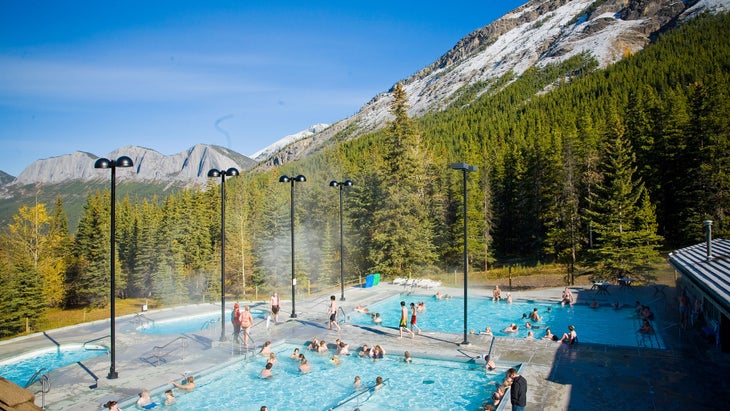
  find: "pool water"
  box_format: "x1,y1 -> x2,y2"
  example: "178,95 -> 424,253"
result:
0,344 -> 107,387
138,309 -> 267,334
137,343 -> 507,410
349,294 -> 665,348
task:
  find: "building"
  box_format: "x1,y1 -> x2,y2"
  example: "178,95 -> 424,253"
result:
668,221 -> 730,352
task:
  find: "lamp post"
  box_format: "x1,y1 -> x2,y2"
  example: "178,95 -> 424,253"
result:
450,162 -> 477,346
208,168 -> 239,341
94,155 -> 134,379
279,174 -> 306,318
329,180 -> 353,301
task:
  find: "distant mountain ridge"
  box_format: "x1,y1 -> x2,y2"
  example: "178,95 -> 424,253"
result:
0,144 -> 257,197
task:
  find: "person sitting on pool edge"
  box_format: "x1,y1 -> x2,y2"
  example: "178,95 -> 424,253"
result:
542,327 -> 558,341
561,287 -> 574,306
560,325 -> 578,344
170,375 -> 196,391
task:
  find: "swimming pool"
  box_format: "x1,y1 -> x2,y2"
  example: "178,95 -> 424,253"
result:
138,309 -> 267,334
349,294 -> 665,349
124,342 -> 509,410
0,344 -> 107,387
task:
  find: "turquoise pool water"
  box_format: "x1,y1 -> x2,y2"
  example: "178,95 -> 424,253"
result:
350,294 -> 665,348
138,309 -> 267,334
0,344 -> 107,387
129,343 -> 509,410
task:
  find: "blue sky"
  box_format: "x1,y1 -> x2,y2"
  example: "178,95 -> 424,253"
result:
0,1 -> 525,176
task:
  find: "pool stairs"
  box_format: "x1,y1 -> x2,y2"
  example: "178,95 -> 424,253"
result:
24,368 -> 50,409
140,336 -> 192,366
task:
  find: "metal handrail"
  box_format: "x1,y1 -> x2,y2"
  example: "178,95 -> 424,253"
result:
25,372 -> 50,409
327,378 -> 390,410
150,336 -> 190,366
132,313 -> 155,327
200,317 -> 221,330
24,368 -> 49,389
338,307 -> 348,324
82,335 -> 110,350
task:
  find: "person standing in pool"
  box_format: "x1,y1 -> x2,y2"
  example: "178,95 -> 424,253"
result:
270,292 -> 281,324
328,295 -> 341,332
399,301 -> 415,338
507,368 -> 527,411
409,302 -> 421,335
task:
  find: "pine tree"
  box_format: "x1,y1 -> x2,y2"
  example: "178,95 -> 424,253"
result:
368,83 -> 437,278
585,113 -> 663,282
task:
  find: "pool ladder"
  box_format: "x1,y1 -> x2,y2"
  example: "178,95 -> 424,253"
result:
25,368 -> 50,409
132,313 -> 155,328
338,307 -> 348,324
145,336 -> 190,366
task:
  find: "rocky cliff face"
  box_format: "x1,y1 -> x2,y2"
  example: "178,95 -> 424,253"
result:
259,0 -> 728,170
3,144 -> 255,194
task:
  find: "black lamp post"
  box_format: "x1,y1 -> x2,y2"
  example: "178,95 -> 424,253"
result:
329,180 -> 353,301
450,162 -> 477,346
94,155 -> 134,379
279,174 -> 306,318
208,167 -> 239,342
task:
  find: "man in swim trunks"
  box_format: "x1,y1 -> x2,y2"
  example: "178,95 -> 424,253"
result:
270,292 -> 281,324
399,301 -> 415,338
328,295 -> 341,331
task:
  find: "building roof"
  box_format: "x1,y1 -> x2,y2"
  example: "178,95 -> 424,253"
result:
668,238 -> 730,318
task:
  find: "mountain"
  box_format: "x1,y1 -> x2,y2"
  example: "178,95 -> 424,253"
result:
0,144 -> 256,198
257,0 -> 730,169
250,123 -> 330,162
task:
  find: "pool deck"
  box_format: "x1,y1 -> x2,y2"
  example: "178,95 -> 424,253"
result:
2,282 -> 729,411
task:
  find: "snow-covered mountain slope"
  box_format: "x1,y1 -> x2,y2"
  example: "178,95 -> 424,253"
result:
250,123 -> 330,161
258,0 -> 730,169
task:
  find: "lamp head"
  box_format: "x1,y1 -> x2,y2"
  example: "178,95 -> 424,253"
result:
95,156 -> 134,169
294,175 -> 306,182
208,169 -> 221,178
225,168 -> 240,177
279,175 -> 291,183
116,156 -> 134,168
94,158 -> 111,169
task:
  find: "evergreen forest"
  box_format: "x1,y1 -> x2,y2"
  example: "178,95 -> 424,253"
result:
1,13 -> 729,336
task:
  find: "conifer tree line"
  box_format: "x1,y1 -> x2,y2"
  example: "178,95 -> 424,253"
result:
1,13 -> 728,336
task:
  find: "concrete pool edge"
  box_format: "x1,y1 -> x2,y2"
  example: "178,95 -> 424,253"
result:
2,282 -> 729,410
